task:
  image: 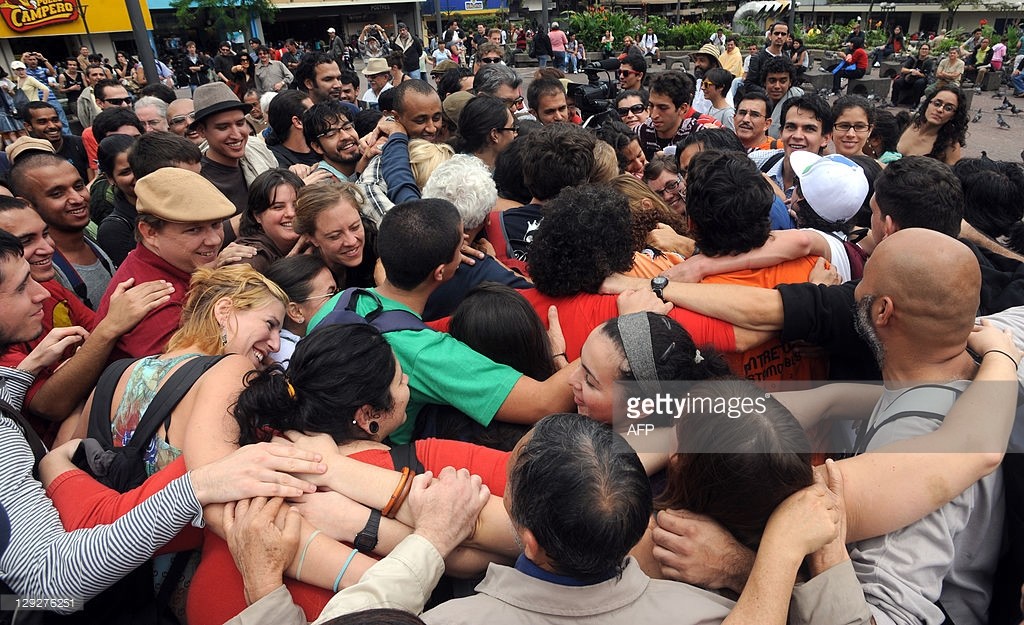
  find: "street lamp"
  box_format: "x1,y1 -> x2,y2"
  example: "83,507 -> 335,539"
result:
879,2 -> 896,31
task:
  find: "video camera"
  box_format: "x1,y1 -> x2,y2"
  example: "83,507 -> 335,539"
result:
568,58 -> 621,127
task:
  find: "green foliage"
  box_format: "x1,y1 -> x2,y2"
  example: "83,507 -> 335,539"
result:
663,21 -> 720,48
171,0 -> 277,34
563,9 -> 645,50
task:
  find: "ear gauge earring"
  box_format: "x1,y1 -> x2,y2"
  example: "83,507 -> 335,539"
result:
368,421 -> 380,435
219,326 -> 228,347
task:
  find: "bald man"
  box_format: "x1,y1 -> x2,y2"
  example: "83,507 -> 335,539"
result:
847,227 -> 1002,625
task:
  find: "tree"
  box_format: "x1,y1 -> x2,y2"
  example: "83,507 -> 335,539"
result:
170,0 -> 278,37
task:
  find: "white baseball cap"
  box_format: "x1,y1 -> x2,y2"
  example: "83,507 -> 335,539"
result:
327,27 -> 336,33
790,152 -> 869,223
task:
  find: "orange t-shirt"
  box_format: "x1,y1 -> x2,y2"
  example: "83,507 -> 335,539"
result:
625,250 -> 685,278
702,256 -> 828,382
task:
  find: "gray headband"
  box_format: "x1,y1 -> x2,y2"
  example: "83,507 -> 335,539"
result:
616,313 -> 661,396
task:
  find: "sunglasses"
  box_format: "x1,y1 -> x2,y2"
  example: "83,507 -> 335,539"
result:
503,95 -> 524,110
479,56 -> 502,64
102,96 -> 133,106
617,103 -> 646,116
618,69 -> 639,78
169,112 -> 196,126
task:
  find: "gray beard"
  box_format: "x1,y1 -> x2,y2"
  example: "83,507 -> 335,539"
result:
855,294 -> 886,368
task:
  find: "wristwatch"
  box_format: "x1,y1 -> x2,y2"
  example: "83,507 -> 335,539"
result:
651,276 -> 669,302
354,508 -> 381,551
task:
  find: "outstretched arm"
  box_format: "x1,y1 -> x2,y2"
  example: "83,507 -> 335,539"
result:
836,321 -> 1019,542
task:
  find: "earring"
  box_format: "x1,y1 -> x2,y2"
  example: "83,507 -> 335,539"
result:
368,421 -> 380,435
219,325 -> 227,347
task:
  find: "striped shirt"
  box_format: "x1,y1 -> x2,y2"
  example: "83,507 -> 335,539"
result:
0,415 -> 203,612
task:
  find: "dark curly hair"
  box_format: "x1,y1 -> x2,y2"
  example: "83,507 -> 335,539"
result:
867,109 -> 906,156
953,158 -> 1024,253
685,150 -> 773,256
528,184 -> 635,297
436,66 -> 473,102
832,94 -> 876,127
234,324 -> 397,446
913,85 -> 967,161
759,55 -> 796,87
595,119 -> 642,174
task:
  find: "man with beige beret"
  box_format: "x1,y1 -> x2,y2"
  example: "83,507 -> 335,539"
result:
95,168 -> 237,360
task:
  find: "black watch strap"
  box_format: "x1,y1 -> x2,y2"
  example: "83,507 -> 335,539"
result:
651,277 -> 668,302
354,508 -> 381,551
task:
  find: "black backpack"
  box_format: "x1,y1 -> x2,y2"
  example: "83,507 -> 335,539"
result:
53,355 -> 227,625
315,288 -> 427,334
73,355 -> 227,491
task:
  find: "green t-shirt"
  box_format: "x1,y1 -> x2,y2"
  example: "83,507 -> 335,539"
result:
309,288 -> 522,444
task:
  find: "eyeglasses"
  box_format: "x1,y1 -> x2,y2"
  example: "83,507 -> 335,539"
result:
496,125 -> 520,133
834,122 -> 871,133
618,69 -> 639,78
297,288 -> 339,303
169,112 -> 196,126
503,95 -> 524,111
479,56 -> 502,64
101,96 -> 133,106
617,103 -> 646,116
140,118 -> 166,129
316,122 -> 356,140
735,108 -> 764,120
653,176 -> 683,196
929,99 -> 957,113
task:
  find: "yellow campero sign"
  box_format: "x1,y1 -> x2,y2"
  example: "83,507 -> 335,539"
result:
0,0 -> 152,37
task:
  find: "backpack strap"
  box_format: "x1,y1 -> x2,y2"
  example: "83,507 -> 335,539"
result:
50,249 -> 91,308
123,355 -> 228,452
89,355 -> 227,452
759,151 -> 785,174
87,357 -> 140,445
388,442 -> 425,474
0,397 -> 47,477
852,384 -> 963,455
319,288 -> 427,333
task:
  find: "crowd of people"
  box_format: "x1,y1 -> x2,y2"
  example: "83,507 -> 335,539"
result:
1,18 -> 1024,625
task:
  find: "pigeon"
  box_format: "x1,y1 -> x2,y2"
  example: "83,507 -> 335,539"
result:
1020,149 -> 1024,163
1011,104 -> 1022,116
981,150 -> 991,161
998,113 -> 1012,129
972,108 -> 983,122
996,97 -> 1012,111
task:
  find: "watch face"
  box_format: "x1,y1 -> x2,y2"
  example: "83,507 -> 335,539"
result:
652,277 -> 668,289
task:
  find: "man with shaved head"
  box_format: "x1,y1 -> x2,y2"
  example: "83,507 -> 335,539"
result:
847,227 -> 1002,625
